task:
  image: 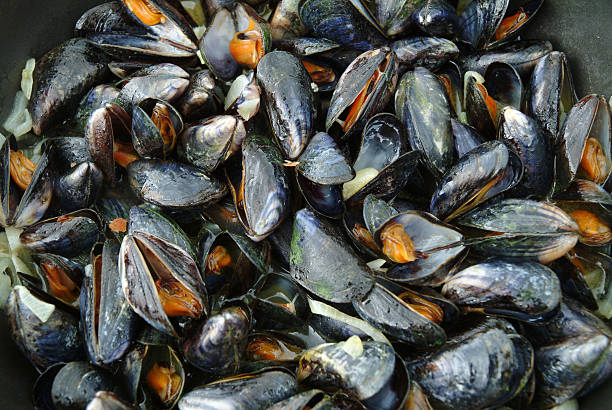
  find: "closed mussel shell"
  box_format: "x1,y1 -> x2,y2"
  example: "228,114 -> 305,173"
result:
227,134 -> 290,241
457,199 -> 580,263
326,47 -> 398,139
374,211 -> 465,286
451,119 -> 485,158
297,132 -> 354,186
176,69 -> 221,123
498,106 -> 553,197
410,317 -> 533,410
178,368 -> 298,409
180,115 -> 245,173
430,141 -> 521,221
391,37 -> 459,72
128,159 -> 227,209
257,51 -> 315,159
54,161 -> 103,213
290,208 -> 374,303
395,66 -> 453,178
442,259 -> 562,322
5,285 -> 84,372
413,0 -> 459,38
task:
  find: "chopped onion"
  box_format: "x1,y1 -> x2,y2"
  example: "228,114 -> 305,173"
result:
2,91 -> 33,137
21,58 -> 35,100
180,1 -> 206,26
15,285 -> 55,322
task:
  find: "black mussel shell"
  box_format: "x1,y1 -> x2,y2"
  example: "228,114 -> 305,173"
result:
391,37 -> 459,72
296,132 -> 354,186
413,0 -> 459,38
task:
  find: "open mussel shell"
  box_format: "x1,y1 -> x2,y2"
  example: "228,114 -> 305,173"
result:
484,61 -> 523,110
554,245 -> 612,319
430,141 -> 522,222
343,114 -> 421,204
290,208 -> 374,303
354,283 -> 446,347
122,344 -> 185,408
0,140 -> 53,228
374,211 -> 466,286
86,391 -> 135,410
442,259 -> 562,323
226,134 -> 290,241
457,199 -> 580,263
224,70 -> 261,122
200,3 -> 270,80
528,51 -> 577,139
326,47 -> 398,139
20,209 -> 101,258
296,132 -> 354,186
81,240 -> 137,366
413,0 -> 459,38
128,159 -> 227,209
556,94 -> 612,192
410,317 -> 533,410
459,40 -> 553,79
457,0 -> 509,49
119,230 -> 208,336
252,273 -> 310,330
176,69 -> 222,123
298,0 -> 386,51
395,66 -> 453,178
554,197 -> 612,247
487,0 -> 544,48
498,106 -> 553,197
30,253 -> 84,306
116,73 -> 190,114
180,115 -> 245,173
51,361 -> 125,410
5,285 -> 85,372
132,98 -> 183,159
182,304 -> 250,376
257,51 -> 315,159
363,194 -> 397,237
178,368 -> 298,409
391,37 -> 459,72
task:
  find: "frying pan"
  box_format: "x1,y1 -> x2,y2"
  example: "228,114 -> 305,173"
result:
0,0 -> 610,408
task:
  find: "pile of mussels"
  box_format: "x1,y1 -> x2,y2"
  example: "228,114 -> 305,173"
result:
2,0 -> 612,408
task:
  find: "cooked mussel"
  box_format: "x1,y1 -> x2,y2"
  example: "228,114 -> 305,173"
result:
442,259 -> 562,322
257,51 -> 316,159
131,98 -> 183,159
413,0 -> 459,38
391,37 -> 459,72
326,47 -> 398,139
226,134 -> 290,241
175,69 -> 222,123
31,253 -> 84,305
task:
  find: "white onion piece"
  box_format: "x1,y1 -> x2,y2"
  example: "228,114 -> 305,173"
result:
3,91 -> 32,137
21,58 -> 35,100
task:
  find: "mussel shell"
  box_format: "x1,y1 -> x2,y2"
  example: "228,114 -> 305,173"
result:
182,305 -> 250,375
391,37 -> 459,71
555,179 -> 612,205
5,285 -> 84,372
457,0 -> 509,49
52,361 -> 124,410
116,74 -> 189,112
363,194 -> 397,236
430,141 -> 521,221
178,369 -> 298,409
297,338 -> 396,402
486,0 -> 544,49
257,51 -> 316,159
180,115 -> 245,173
132,98 -> 183,159
75,84 -> 120,130
528,51 -> 577,139
498,106 -> 553,197
484,61 -> 523,110
297,174 -> 344,218
55,161 -> 103,212
375,211 -> 466,286
86,391 -> 135,410
442,259 -> 562,322
81,240 -> 137,365
395,67 -> 453,178
266,389 -> 329,410
252,272 -> 310,330
29,38 -> 110,135
410,317 -> 534,410
413,0 -> 459,38
128,159 -> 227,209
227,134 -> 290,241
457,199 -> 580,263
298,0 -> 386,51
290,208 -> 374,303
555,94 -> 612,192
451,119 -> 485,158
297,132 -> 354,185
30,253 -> 84,305
459,40 -> 553,79
354,283 -> 446,347
176,70 -> 221,122
20,209 -> 101,258
532,333 -> 611,408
